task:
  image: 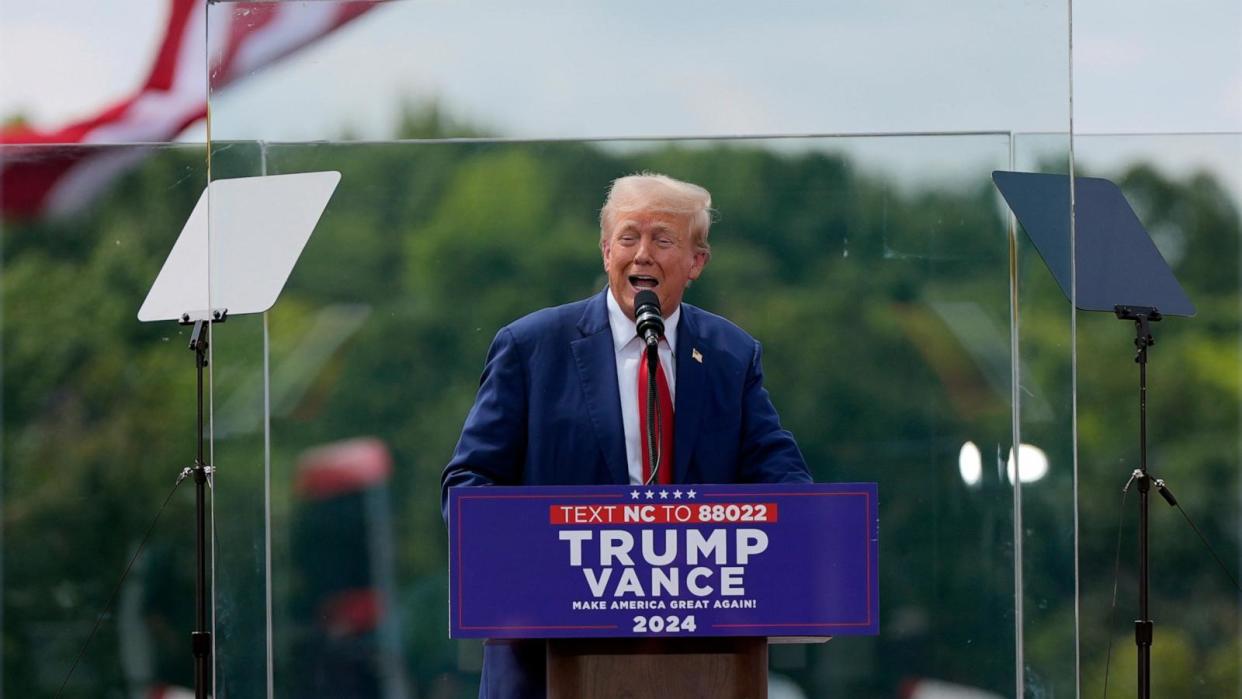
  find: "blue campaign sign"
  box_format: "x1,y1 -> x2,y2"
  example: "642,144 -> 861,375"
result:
448,482 -> 879,639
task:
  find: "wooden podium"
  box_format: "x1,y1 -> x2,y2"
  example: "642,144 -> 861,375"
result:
547,637 -> 768,699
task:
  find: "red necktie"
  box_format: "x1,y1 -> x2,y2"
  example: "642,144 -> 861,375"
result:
638,350 -> 674,484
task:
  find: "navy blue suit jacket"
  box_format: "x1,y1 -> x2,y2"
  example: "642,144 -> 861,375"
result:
441,290 -> 810,698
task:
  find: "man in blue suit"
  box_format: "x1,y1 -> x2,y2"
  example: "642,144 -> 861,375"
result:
442,173 -> 810,698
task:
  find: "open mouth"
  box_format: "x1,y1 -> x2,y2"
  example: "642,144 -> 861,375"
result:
629,274 -> 658,289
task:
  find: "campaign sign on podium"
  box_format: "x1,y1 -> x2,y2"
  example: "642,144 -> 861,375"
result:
448,482 -> 879,639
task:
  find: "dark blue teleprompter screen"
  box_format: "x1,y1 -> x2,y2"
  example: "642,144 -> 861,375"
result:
993,170 -> 1194,317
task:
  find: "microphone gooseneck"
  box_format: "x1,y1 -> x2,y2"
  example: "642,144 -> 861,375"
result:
633,290 -> 664,349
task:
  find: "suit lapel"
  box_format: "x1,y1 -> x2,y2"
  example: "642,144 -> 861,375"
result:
674,307 -> 706,483
571,291 -> 629,484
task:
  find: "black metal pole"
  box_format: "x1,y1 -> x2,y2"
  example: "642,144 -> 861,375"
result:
1135,349 -> 1153,699
188,319 -> 212,699
1116,305 -> 1157,699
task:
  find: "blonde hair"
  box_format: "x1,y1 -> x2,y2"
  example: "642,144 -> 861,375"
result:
600,172 -> 714,256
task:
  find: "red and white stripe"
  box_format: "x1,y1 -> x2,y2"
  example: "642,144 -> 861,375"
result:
0,0 -> 374,219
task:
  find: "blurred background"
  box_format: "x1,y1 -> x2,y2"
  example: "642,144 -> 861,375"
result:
1,1 -> 1238,697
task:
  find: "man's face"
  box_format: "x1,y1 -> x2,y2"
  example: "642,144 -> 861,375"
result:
602,209 -> 708,320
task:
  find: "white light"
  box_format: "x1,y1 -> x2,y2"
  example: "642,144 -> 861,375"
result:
958,441 -> 982,487
1007,443 -> 1049,484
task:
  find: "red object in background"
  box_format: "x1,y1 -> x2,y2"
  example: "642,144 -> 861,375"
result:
295,436 -> 393,501
320,587 -> 384,638
288,436 -> 402,694
294,435 -> 394,638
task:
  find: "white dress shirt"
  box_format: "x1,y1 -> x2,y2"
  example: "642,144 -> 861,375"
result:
606,289 -> 679,485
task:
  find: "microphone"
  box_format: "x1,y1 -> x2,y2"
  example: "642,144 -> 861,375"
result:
633,290 -> 664,349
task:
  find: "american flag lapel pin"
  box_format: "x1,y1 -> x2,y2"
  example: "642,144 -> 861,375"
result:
691,348 -> 703,363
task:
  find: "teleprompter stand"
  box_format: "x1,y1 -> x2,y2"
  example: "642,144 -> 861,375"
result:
183,311 -> 225,698
994,171 -> 1195,699
1111,303 -> 1184,696
138,171 -> 341,698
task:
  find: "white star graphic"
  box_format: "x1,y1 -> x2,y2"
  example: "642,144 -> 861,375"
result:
659,490 -> 669,499
673,490 -> 683,499
645,490 -> 655,499
630,490 -> 641,500
687,489 -> 697,499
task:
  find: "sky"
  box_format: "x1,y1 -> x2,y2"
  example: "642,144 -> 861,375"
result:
0,0 -> 1239,191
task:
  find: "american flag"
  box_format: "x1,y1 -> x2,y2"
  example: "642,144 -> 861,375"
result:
0,0 -> 375,218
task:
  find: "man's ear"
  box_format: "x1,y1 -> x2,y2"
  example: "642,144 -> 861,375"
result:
688,251 -> 708,280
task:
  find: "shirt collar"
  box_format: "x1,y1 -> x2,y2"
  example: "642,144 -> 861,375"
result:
606,288 -> 679,354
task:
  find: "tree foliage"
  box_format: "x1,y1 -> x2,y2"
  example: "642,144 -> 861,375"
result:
2,115 -> 1238,697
